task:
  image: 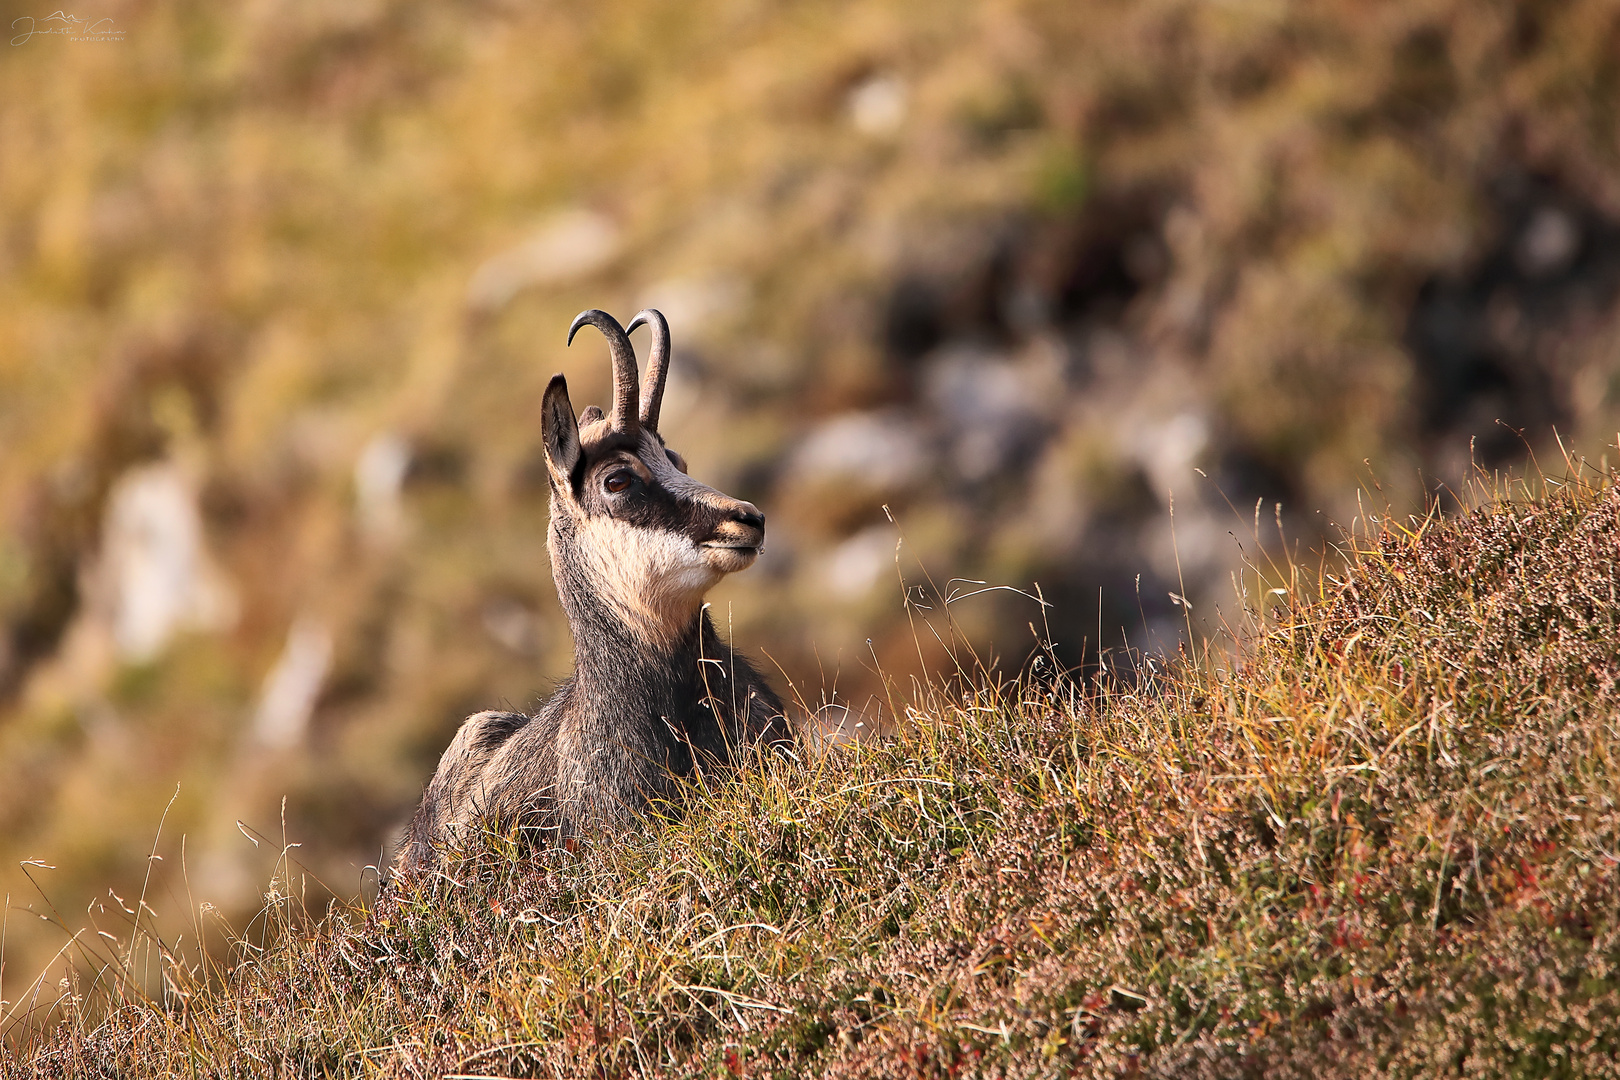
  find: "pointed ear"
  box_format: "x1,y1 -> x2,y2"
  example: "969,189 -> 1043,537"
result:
541,374 -> 582,495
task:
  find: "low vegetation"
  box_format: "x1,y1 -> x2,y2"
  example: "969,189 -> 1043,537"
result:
8,467 -> 1618,1077
7,0 -> 1620,993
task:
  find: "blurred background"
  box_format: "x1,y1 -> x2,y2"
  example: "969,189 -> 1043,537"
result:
2,0 -> 1619,1000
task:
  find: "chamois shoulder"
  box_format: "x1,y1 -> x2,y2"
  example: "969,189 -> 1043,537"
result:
397,709 -> 532,870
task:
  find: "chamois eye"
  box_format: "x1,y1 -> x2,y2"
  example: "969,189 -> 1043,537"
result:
603,470 -> 634,494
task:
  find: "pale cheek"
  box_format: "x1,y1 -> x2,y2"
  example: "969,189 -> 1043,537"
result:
592,522 -> 716,601
649,543 -> 722,595
664,562 -> 722,595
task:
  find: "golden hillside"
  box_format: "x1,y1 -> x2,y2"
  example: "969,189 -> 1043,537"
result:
2,0 -> 1619,1007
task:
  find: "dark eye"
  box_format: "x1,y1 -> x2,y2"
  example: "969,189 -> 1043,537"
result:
603,470 -> 634,494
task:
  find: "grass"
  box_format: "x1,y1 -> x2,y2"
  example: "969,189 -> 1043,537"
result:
9,467 -> 1620,1077
7,0 -> 1620,1003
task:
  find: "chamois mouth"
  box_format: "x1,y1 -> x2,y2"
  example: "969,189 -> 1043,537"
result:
700,541 -> 762,554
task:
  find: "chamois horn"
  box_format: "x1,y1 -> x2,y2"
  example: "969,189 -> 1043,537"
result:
567,309 -> 639,433
625,308 -> 671,431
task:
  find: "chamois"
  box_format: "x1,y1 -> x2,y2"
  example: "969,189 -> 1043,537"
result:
397,309 -> 790,871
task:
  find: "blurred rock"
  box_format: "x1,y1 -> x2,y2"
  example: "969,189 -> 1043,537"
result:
252,616 -> 333,749
1517,206 -> 1580,279
788,409 -> 931,495
922,345 -> 1058,483
96,462 -> 238,663
354,431 -> 411,542
1129,411 -> 1209,503
819,525 -> 899,601
848,73 -> 907,137
465,209 -> 620,312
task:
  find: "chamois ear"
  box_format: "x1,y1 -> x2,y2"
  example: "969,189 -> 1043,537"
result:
540,374 -> 582,495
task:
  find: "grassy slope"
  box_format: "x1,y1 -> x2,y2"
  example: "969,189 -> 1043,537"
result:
7,0 -> 1620,1004
16,473 -> 1620,1077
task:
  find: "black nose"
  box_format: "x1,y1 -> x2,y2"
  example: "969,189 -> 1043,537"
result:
732,502 -> 765,532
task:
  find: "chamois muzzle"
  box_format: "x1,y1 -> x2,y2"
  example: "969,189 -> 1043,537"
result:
702,499 -> 766,570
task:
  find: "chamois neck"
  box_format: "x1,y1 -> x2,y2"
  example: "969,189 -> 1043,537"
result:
566,596 -> 715,690
548,507 -> 717,653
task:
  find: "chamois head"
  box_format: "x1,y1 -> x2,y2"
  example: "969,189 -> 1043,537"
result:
540,309 -> 765,647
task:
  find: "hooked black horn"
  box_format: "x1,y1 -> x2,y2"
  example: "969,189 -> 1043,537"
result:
567,309 -> 639,434
625,308 -> 671,431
